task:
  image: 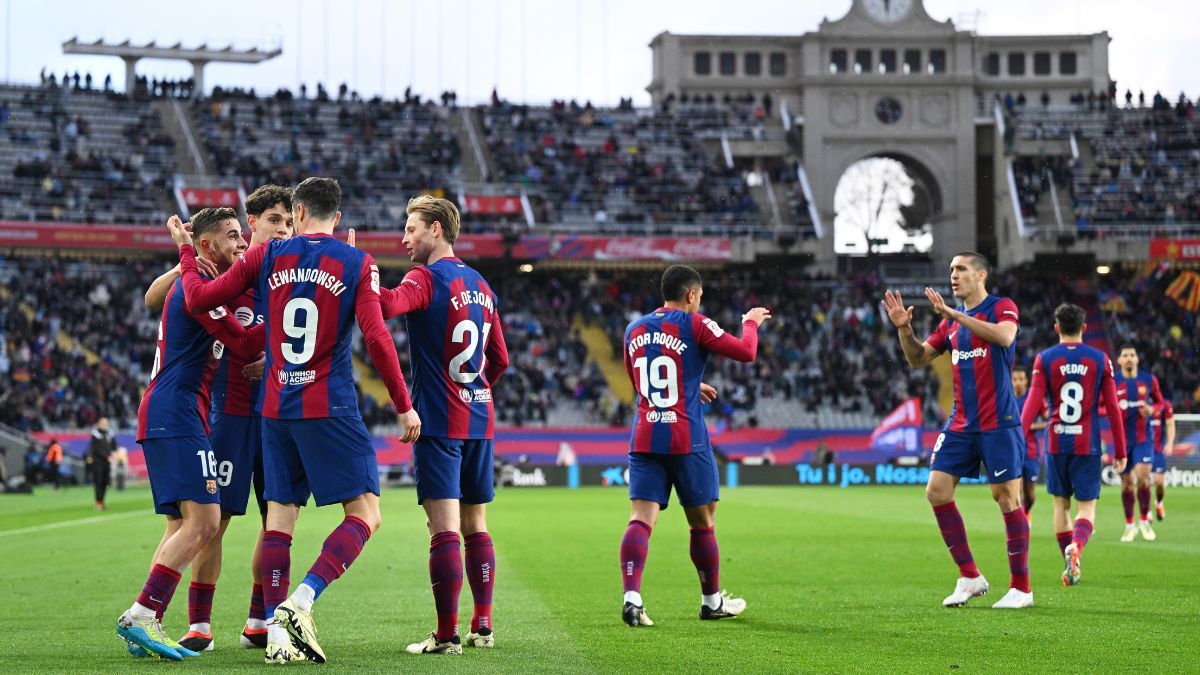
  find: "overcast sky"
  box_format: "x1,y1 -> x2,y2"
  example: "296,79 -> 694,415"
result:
2,0 -> 1196,106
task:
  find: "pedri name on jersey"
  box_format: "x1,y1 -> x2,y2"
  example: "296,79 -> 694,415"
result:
267,267 -> 347,296
626,331 -> 688,358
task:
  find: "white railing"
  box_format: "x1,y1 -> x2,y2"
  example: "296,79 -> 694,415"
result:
1046,168 -> 1065,233
796,163 -> 823,239
763,172 -> 783,228
170,99 -> 207,175
1006,160 -> 1028,239
720,131 -> 734,169
461,107 -> 490,182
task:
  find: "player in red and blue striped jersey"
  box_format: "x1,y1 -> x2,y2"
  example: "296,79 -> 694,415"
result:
141,186 -> 295,652
618,265 -> 770,627
1022,303 -> 1127,586
883,252 -> 1032,609
1151,399 -> 1175,520
1011,365 -> 1047,522
168,177 -> 419,664
116,208 -> 267,660
1114,345 -> 1164,541
374,196 -> 509,655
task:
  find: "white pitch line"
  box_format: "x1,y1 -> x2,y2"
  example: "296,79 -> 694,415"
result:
0,509 -> 149,539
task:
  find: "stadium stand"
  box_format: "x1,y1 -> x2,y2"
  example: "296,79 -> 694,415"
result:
0,83 -> 176,225
192,87 -> 461,230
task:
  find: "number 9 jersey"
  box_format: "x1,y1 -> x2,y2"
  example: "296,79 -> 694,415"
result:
623,308 -> 759,455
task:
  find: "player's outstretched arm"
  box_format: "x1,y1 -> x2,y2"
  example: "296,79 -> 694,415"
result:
925,288 -> 1018,348
693,308 -> 768,362
883,290 -> 940,368
379,267 -> 434,319
354,255 -> 420,442
483,311 -> 509,386
192,307 -> 267,360
1100,358 -> 1128,469
1165,413 -> 1176,456
144,257 -> 218,311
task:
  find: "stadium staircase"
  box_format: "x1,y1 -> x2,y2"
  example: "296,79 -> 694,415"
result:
449,108 -> 491,183
570,315 -> 634,405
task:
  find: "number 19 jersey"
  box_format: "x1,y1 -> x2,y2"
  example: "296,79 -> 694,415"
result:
624,308 -> 759,455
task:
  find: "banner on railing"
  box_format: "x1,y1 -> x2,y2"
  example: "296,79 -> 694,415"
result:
1150,239 -> 1200,260
463,195 -> 523,216
513,235 -> 732,261
180,188 -> 241,208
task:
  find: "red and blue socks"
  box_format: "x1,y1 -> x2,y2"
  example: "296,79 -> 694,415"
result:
1136,484 -> 1151,521
295,516 -> 373,610
1122,488 -> 1135,524
690,527 -> 721,608
932,502 -> 980,578
1055,530 -> 1073,557
247,583 -> 267,629
620,520 -> 652,606
429,531 -> 463,642
261,529 -> 292,643
1002,508 -> 1031,593
134,563 -> 182,620
187,582 -> 216,633
1072,517 -> 1093,551
464,531 -> 495,633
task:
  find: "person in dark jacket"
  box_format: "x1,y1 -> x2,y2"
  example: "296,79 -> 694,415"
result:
87,418 -> 117,509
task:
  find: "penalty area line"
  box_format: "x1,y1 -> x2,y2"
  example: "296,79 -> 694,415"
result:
0,509 -> 149,539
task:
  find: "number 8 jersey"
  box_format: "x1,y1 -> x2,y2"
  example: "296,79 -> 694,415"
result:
381,257 -> 509,439
1025,342 -> 1126,458
623,308 -> 759,455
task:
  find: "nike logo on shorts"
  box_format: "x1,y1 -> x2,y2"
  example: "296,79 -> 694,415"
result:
993,469 -> 1007,477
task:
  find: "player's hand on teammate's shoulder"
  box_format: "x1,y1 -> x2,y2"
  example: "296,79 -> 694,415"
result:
242,353 -> 266,381
398,407 -> 422,444
1113,457 -> 1127,473
346,228 -> 356,248
881,290 -> 914,328
166,214 -> 193,248
196,256 -> 219,278
741,307 -> 771,326
700,382 -> 718,404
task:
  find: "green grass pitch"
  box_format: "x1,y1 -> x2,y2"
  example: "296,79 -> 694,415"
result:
1,484 -> 1197,672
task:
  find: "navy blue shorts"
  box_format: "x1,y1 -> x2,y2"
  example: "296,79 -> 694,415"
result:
1152,452 -> 1167,473
261,417 -> 379,507
208,411 -> 265,516
1122,442 -> 1155,474
628,449 -> 719,510
1045,453 -> 1102,501
141,436 -> 222,517
1022,456 -> 1041,482
930,427 -> 1024,484
413,437 -> 495,505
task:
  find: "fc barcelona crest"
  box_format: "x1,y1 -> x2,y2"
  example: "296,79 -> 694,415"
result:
206,479 -> 217,495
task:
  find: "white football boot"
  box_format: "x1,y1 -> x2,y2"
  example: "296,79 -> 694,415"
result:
942,575 -> 989,607
992,588 -> 1034,609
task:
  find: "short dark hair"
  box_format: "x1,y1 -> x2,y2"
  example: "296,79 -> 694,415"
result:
293,177 -> 341,220
660,265 -> 703,302
1053,303 -> 1086,336
1118,344 -> 1138,355
1012,364 -> 1030,377
191,207 -> 238,239
952,251 -> 990,274
244,184 -> 293,217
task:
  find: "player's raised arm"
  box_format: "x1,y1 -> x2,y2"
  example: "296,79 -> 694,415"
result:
380,266 -> 434,319
167,214 -> 261,312
483,310 -> 509,386
883,290 -> 941,368
353,254 -> 420,442
693,308 -> 768,362
1100,355 -> 1128,468
144,258 -> 218,311
926,288 -> 1018,348
191,306 -> 267,360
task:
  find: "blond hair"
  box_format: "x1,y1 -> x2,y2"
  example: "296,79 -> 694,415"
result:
406,195 -> 461,244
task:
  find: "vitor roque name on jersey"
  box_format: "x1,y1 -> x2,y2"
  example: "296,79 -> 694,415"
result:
450,290 -> 494,312
268,268 -> 347,296
627,332 -> 688,358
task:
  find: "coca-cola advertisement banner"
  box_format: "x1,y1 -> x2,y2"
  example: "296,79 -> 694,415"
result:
0,221 -> 506,258
181,187 -> 242,208
513,235 -> 732,261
